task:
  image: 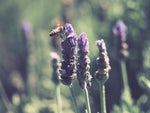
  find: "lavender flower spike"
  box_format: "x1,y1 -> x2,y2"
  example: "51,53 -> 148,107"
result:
50,52 -> 61,85
113,20 -> 127,41
59,23 -> 77,86
95,39 -> 111,83
113,20 -> 129,59
77,33 -> 92,89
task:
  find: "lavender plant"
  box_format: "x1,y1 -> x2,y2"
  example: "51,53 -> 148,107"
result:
21,21 -> 35,95
113,20 -> 129,60
50,52 -> 61,85
59,23 -> 77,86
113,20 -> 131,95
59,23 -> 80,113
77,33 -> 92,113
50,52 -> 62,113
112,20 -> 133,112
95,39 -> 111,113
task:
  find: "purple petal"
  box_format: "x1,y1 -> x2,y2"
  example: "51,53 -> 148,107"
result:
21,21 -> 32,34
65,23 -> 76,38
78,32 -> 89,52
113,20 -> 127,35
96,39 -> 104,47
113,20 -> 127,41
96,39 -> 106,51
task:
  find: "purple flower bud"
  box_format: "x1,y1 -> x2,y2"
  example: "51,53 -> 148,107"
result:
21,21 -> 33,66
95,39 -> 111,83
65,23 -> 77,38
113,20 -> 127,41
77,33 -> 91,89
78,32 -> 89,52
96,39 -> 106,52
21,21 -> 33,50
113,20 -> 129,59
21,21 -> 33,37
50,52 -> 61,85
60,23 -> 77,86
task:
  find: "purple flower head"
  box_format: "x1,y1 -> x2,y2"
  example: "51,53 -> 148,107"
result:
65,23 -> 76,38
21,21 -> 33,49
21,21 -> 32,35
77,32 -> 91,89
60,23 -> 77,86
78,32 -> 89,52
113,20 -> 129,59
50,52 -> 61,85
95,39 -> 111,83
96,39 -> 106,52
113,20 -> 127,41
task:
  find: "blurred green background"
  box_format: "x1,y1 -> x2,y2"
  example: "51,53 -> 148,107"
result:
0,0 -> 150,113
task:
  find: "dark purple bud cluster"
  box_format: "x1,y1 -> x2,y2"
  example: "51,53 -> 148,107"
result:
95,40 -> 111,83
77,33 -> 92,89
59,23 -> 77,86
113,20 -> 129,59
50,52 -> 61,85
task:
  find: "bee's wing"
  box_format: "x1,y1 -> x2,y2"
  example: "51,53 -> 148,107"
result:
49,24 -> 58,30
56,24 -> 61,27
51,24 -> 63,29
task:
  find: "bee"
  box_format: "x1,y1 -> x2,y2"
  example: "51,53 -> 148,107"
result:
49,24 -> 66,39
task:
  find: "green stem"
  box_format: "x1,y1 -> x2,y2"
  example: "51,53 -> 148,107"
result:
99,82 -> 107,113
56,85 -> 62,113
69,86 -> 80,113
0,80 -> 13,112
120,60 -> 129,90
85,109 -> 88,113
84,87 -> 91,113
120,60 -> 133,106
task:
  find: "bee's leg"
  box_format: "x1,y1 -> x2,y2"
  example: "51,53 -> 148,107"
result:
56,34 -> 58,37
52,34 -> 58,38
